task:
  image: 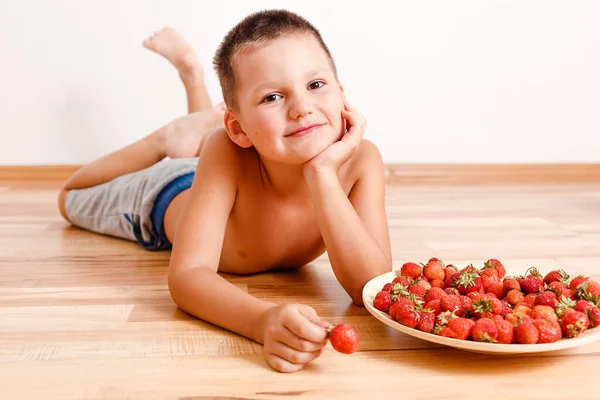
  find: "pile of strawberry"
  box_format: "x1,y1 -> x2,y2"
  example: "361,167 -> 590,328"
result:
373,258 -> 600,344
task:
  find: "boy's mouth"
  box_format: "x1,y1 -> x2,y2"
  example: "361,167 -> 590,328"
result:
285,123 -> 325,138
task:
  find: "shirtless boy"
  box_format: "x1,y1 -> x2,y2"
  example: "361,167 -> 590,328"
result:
58,9 -> 392,373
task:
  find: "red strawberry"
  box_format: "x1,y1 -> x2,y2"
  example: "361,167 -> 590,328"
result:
396,303 -> 420,328
412,295 -> 426,307
459,295 -> 473,317
586,280 -> 600,296
521,277 -> 544,295
515,321 -> 539,344
454,271 -> 483,295
480,268 -> 500,290
438,327 -> 457,338
575,280 -> 600,301
544,269 -> 570,285
503,277 -> 521,292
505,312 -> 533,326
562,289 -> 576,300
430,279 -> 445,288
444,287 -> 460,297
496,319 -> 515,344
440,295 -> 461,314
423,259 -> 445,281
461,264 -> 479,274
500,300 -> 512,317
587,306 -> 600,328
416,311 -> 436,333
547,281 -> 568,297
401,262 -> 423,278
486,282 -> 505,300
467,292 -> 483,301
435,310 -> 458,328
327,324 -> 359,354
531,305 -> 558,321
373,291 -> 393,312
472,318 -> 498,342
560,311 -> 590,338
472,298 -> 502,319
506,289 -> 525,306
425,287 -> 446,303
444,265 -> 459,281
392,275 -> 413,287
413,275 -> 432,288
396,296 -> 415,308
575,300 -> 593,313
445,272 -> 461,289
535,291 -> 558,308
533,319 -> 562,343
425,299 -> 442,315
381,283 -> 394,293
513,305 -> 533,315
569,275 -> 589,291
409,284 -> 427,297
388,301 -> 401,320
447,317 -> 475,340
555,295 -> 577,318
484,259 -> 506,278
524,294 -> 537,307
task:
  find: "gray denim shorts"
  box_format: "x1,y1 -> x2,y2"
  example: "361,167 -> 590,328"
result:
65,157 -> 198,250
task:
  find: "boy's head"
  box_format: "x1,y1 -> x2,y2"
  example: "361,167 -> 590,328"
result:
214,9 -> 346,165
213,9 -> 338,110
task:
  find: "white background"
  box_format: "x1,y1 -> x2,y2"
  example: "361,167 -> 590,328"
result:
1,0 -> 599,165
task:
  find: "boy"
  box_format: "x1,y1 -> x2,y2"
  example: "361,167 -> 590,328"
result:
58,10 -> 392,373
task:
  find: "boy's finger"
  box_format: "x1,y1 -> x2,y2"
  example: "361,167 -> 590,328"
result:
342,110 -> 365,138
278,326 -> 327,352
285,312 -> 328,343
266,353 -> 305,373
271,341 -> 323,365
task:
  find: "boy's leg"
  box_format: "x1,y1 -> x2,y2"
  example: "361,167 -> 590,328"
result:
143,27 -> 213,113
58,106 -> 224,222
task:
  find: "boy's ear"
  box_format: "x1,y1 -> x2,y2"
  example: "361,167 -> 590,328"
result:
224,109 -> 253,149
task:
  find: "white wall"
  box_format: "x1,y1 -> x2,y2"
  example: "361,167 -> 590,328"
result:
1,0 -> 599,165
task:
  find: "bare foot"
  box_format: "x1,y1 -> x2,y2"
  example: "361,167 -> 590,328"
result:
143,27 -> 202,79
158,105 -> 226,159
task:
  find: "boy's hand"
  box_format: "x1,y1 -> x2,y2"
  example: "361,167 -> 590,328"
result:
261,304 -> 329,373
303,98 -> 366,181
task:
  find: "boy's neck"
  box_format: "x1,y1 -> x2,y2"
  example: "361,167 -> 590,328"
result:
256,155 -> 311,199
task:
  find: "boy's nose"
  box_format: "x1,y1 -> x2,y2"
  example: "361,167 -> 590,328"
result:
288,96 -> 313,119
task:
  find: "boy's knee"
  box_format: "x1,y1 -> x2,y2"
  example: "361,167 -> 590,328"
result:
58,188 -> 72,223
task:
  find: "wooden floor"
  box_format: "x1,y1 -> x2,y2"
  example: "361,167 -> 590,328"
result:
2,180 -> 600,399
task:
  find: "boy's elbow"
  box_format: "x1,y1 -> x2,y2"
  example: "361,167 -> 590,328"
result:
351,295 -> 365,307
348,287 -> 365,307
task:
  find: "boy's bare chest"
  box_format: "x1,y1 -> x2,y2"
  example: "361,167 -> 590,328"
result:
220,195 -> 325,273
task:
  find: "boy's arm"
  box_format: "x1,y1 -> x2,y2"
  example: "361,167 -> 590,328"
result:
168,131 -> 329,373
306,140 -> 392,305
167,131 -> 271,343
304,100 -> 392,305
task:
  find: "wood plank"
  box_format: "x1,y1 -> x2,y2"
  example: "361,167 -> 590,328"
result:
2,163 -> 600,184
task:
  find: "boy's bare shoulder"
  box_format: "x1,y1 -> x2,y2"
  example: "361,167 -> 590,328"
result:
346,139 -> 385,182
200,128 -> 247,173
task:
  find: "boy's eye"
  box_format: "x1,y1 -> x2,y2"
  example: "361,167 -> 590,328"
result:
309,81 -> 325,90
262,94 -> 281,103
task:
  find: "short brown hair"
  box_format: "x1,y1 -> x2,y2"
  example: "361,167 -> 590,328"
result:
213,9 -> 337,109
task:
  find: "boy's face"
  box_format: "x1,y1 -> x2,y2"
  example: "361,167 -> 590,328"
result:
228,33 -> 345,165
